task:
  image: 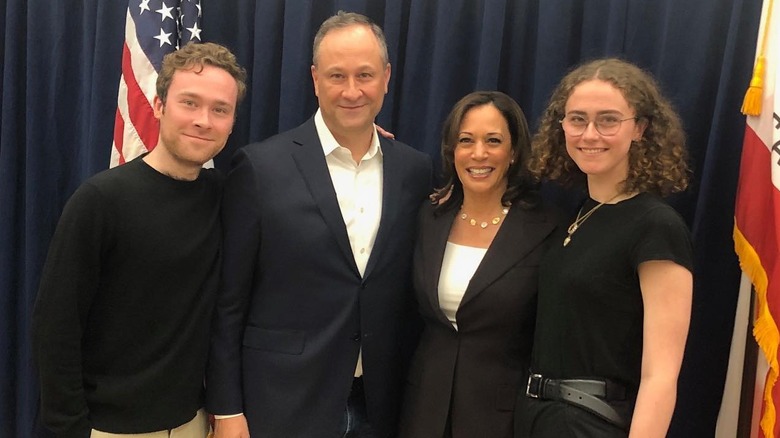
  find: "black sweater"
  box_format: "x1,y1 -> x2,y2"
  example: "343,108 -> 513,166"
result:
32,157 -> 223,437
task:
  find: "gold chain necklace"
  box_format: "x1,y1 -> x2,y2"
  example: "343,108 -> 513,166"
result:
563,194 -> 621,247
460,205 -> 510,229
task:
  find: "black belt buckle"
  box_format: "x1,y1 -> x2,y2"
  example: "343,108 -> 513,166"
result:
526,373 -> 544,398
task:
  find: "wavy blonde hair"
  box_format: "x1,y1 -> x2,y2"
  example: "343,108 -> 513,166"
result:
529,58 -> 689,196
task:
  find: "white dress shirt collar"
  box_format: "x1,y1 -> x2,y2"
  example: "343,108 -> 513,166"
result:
314,109 -> 383,161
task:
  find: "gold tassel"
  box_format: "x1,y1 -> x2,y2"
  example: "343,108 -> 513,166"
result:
742,56 -> 765,116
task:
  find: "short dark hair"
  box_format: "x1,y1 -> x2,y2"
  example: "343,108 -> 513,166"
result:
157,42 -> 247,106
312,11 -> 389,66
432,91 -> 539,213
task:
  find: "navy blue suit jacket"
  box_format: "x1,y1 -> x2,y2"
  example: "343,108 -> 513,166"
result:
206,117 -> 432,437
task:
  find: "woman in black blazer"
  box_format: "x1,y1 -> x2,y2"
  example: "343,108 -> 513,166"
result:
399,91 -> 559,437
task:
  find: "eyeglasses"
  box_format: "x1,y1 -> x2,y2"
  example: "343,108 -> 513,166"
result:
559,114 -> 637,136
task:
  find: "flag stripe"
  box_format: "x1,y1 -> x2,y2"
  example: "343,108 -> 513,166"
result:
124,9 -> 159,105
112,108 -> 126,166
121,42 -> 159,151
735,127 -> 780,269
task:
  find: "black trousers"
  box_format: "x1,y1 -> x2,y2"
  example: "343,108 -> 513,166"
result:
339,377 -> 379,438
515,397 -> 627,438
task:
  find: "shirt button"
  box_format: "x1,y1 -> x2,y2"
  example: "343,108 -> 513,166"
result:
360,248 -> 365,254
360,207 -> 364,213
352,332 -> 361,341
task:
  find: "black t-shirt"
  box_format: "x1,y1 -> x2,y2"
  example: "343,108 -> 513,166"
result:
531,193 -> 693,404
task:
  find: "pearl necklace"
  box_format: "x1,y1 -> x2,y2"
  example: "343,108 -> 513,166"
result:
563,193 -> 621,247
460,205 -> 510,229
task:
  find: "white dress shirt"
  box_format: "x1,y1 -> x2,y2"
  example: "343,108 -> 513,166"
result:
314,109 -> 383,278
315,109 -> 383,377
437,242 -> 487,331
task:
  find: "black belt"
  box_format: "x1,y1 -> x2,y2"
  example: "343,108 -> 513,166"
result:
525,373 -> 629,430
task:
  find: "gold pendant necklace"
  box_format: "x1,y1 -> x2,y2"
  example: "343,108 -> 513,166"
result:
460,205 -> 510,229
563,193 -> 621,247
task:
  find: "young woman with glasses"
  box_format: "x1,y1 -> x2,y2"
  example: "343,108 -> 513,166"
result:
516,58 -> 693,438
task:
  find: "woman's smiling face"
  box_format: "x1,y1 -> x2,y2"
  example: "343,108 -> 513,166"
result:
563,79 -> 645,187
454,103 -> 513,199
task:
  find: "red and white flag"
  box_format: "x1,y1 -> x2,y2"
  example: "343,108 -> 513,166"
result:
734,0 -> 779,436
111,0 -> 202,168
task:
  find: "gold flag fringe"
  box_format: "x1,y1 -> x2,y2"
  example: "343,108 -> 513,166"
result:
734,223 -> 777,436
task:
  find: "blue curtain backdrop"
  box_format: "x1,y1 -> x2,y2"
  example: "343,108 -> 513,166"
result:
0,0 -> 763,436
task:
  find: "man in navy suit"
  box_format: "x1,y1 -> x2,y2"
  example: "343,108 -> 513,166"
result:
207,11 -> 432,438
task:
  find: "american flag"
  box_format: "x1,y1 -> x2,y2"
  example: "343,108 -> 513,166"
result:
110,0 -> 202,168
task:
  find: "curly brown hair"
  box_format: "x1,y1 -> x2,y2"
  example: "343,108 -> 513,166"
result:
529,58 -> 689,196
157,42 -> 247,107
432,91 -> 539,214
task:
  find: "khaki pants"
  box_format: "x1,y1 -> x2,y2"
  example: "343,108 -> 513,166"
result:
91,409 -> 209,438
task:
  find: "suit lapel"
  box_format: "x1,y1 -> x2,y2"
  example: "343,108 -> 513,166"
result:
289,120 -> 359,276
420,206 -> 459,327
363,138 -> 400,279
459,206 -> 555,309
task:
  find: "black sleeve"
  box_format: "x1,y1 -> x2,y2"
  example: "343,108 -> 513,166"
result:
632,205 -> 694,273
32,183 -> 108,437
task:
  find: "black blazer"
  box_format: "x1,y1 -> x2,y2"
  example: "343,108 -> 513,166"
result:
206,118 -> 431,437
399,201 -> 558,438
